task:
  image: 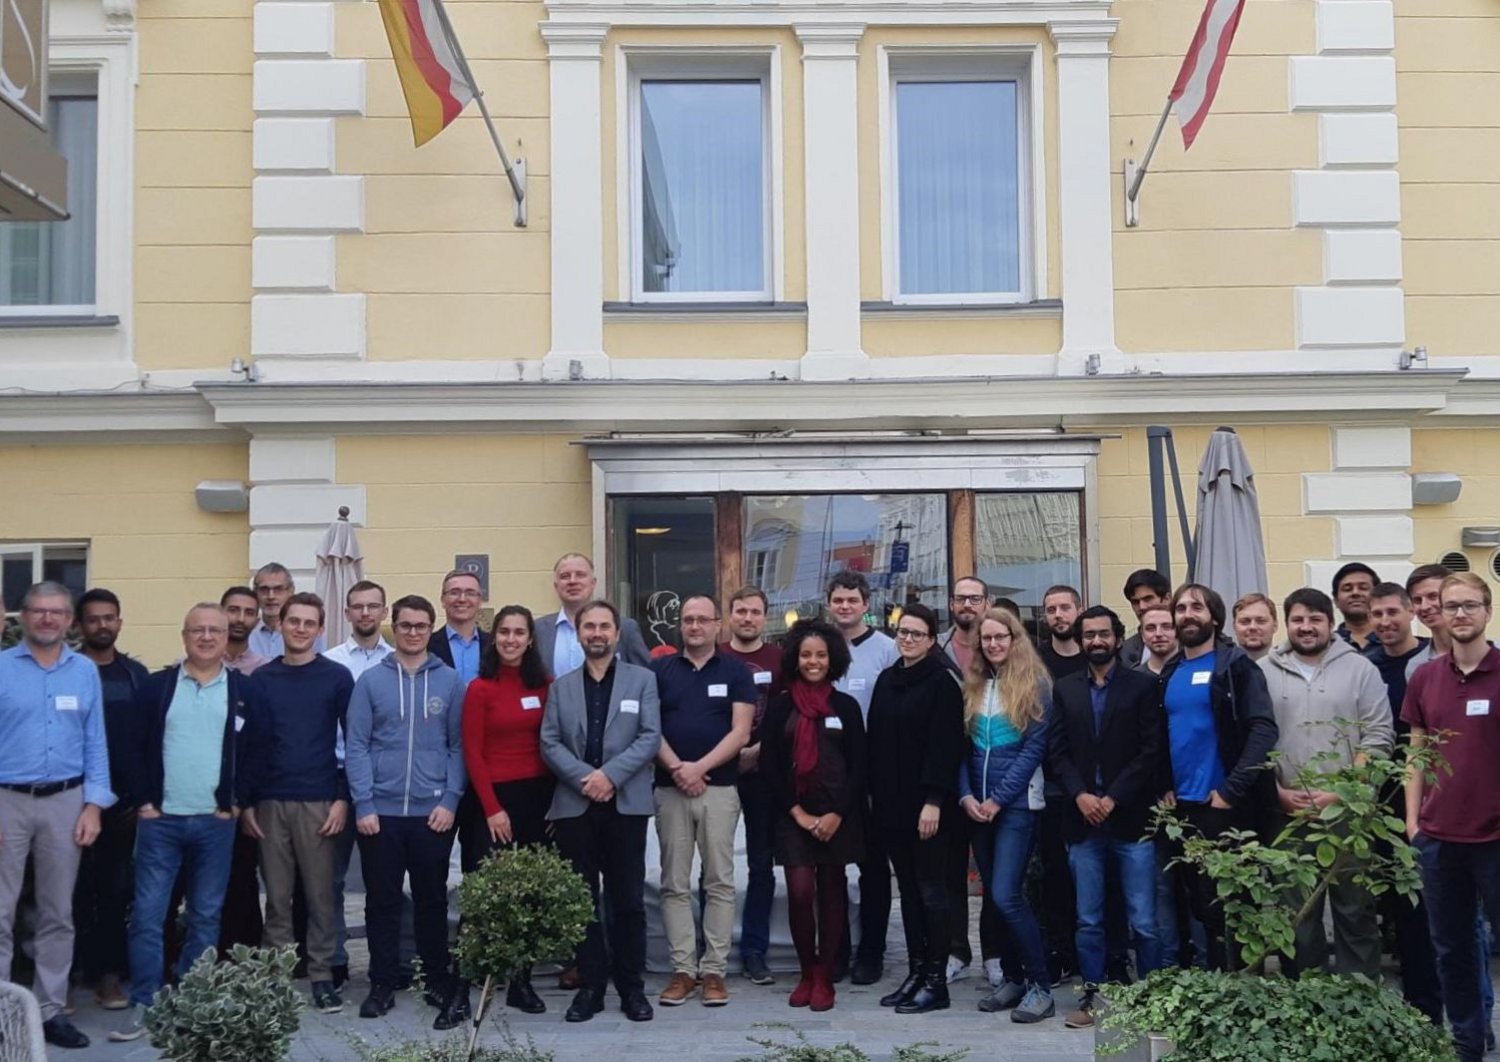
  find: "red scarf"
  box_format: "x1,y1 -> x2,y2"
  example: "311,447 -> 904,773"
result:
790,678 -> 834,797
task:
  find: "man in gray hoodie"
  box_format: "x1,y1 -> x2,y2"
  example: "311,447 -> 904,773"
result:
345,594 -> 466,1029
1260,587 -> 1393,979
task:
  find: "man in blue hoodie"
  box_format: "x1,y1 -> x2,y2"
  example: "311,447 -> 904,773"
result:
346,594 -> 466,1029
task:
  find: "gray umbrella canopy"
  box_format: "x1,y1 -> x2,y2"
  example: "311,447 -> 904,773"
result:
314,508 -> 365,646
1193,427 -> 1268,608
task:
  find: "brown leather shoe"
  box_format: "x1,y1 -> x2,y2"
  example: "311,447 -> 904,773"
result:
557,965 -> 581,991
658,972 -> 698,1006
701,973 -> 729,1007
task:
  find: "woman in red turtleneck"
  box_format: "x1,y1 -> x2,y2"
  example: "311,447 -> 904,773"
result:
461,604 -> 553,1012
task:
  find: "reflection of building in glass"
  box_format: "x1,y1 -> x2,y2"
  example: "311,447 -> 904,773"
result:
975,493 -> 1082,605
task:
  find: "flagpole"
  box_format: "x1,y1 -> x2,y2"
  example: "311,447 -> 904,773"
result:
429,0 -> 528,227
1123,97 -> 1173,228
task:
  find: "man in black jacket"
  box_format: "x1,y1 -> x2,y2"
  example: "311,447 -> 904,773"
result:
1157,583 -> 1278,972
1049,606 -> 1165,1027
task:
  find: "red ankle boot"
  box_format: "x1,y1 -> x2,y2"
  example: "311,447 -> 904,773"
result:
809,969 -> 835,1012
789,969 -> 815,1008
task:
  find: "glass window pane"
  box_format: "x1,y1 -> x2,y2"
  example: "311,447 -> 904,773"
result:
607,496 -> 717,653
2,553 -> 37,613
0,94 -> 98,306
744,494 -> 948,638
896,80 -> 1020,296
974,493 -> 1082,611
640,80 -> 764,295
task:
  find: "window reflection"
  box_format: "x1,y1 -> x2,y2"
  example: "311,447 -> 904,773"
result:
973,492 -> 1083,609
608,497 -> 717,652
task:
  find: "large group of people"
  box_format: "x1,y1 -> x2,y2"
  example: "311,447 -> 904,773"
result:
2,553 -> 1499,1062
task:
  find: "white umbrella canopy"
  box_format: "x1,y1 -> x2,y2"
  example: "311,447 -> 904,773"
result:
1193,426 -> 1269,609
314,506 -> 365,646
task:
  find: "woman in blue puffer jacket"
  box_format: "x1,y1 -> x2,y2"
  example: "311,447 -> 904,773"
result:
958,606 -> 1053,1022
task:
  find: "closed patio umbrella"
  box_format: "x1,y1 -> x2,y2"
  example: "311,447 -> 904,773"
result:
314,506 -> 365,646
1193,426 -> 1268,609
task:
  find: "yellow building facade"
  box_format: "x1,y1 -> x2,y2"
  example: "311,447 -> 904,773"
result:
2,0 -> 1498,665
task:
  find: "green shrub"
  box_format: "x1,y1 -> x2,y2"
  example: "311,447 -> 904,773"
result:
145,944 -> 302,1062
454,845 -> 593,985
733,1025 -> 970,1062
356,1025 -> 553,1062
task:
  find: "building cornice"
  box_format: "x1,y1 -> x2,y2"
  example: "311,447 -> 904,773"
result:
543,0 -> 1117,30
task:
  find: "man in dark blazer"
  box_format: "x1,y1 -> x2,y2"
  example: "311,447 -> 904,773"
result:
540,599 -> 661,1025
1048,605 -> 1166,1028
425,569 -> 486,683
535,553 -> 651,679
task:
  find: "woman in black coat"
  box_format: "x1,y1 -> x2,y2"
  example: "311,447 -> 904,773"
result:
761,619 -> 867,1012
866,602 -> 967,1014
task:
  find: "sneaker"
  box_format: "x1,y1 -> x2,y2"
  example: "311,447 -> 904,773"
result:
978,979 -> 1027,1013
1011,982 -> 1056,1024
701,973 -> 730,1007
107,1004 -> 148,1043
311,981 -> 344,1014
1064,984 -> 1102,1028
946,956 -> 971,983
658,971 -> 697,1006
742,954 -> 775,986
984,958 -> 1004,988
96,973 -> 130,1011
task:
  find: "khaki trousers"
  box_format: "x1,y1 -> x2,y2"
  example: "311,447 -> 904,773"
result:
0,786 -> 84,1020
654,785 -> 741,977
257,799 -> 338,981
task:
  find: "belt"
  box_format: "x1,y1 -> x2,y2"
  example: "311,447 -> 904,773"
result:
0,776 -> 84,798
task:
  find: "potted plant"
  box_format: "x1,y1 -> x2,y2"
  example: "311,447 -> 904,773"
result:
144,944 -> 302,1062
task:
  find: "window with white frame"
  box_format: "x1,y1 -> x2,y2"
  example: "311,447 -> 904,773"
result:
2,543 -> 89,618
0,74 -> 99,309
631,59 -> 772,301
888,55 -> 1034,303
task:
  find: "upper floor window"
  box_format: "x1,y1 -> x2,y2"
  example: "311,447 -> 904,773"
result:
631,62 -> 771,301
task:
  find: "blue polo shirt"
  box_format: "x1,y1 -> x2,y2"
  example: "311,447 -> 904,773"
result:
1165,652 -> 1225,803
652,651 -> 757,787
0,643 -> 114,808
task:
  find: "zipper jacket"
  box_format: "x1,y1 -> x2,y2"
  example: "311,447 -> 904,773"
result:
345,652 -> 466,820
958,676 -> 1051,810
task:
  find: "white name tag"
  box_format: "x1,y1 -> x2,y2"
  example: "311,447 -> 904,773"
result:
848,678 -> 867,691
1191,671 -> 1212,686
234,715 -> 246,733
620,699 -> 640,715
54,695 -> 79,712
521,696 -> 542,710
1468,699 -> 1491,717
754,671 -> 772,686
825,716 -> 844,730
708,683 -> 728,697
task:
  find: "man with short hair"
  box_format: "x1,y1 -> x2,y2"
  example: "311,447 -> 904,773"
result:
1406,564 -> 1455,680
240,592 -> 354,1015
653,596 -> 754,1007
534,553 -> 652,680
722,586 -> 783,986
249,563 -> 326,658
1120,570 -> 1171,668
541,601 -> 662,1024
1038,584 -> 1087,983
941,576 -> 989,673
1260,588 -> 1392,978
0,582 -> 112,1049
221,586 -> 270,675
1332,562 -> 1379,651
1050,606 -> 1165,1027
826,570 -> 899,985
347,595 -> 467,1029
1232,593 -> 1279,661
1136,605 -> 1179,675
1365,583 -> 1427,723
109,604 -> 250,1043
74,588 -> 148,1011
426,570 -> 485,685
1040,585 -> 1087,681
1404,573 -> 1500,1062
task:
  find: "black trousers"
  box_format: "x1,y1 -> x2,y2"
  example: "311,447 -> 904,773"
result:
854,824 -> 894,964
948,817 -> 1003,965
1039,801 -> 1078,969
553,802 -> 647,997
357,815 -> 456,990
884,828 -> 952,968
73,802 -> 136,982
1172,801 -> 1245,972
464,777 -> 555,861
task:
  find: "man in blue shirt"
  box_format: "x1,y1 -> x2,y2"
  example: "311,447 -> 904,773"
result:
0,581 -> 113,1050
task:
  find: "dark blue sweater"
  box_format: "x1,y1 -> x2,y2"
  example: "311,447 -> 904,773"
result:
242,656 -> 353,804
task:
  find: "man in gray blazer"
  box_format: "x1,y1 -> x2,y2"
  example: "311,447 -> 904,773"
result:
535,553 -> 652,678
540,599 -> 662,1024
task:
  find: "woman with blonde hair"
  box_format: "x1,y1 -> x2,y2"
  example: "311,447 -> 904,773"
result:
959,607 -> 1054,1021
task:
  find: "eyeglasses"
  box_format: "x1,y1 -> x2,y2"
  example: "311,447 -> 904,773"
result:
1441,601 -> 1488,616
980,632 -> 1013,645
443,588 -> 482,600
952,595 -> 987,606
23,607 -> 69,620
348,603 -> 384,614
894,628 -> 931,642
183,626 -> 228,638
395,622 -> 434,634
680,616 -> 718,627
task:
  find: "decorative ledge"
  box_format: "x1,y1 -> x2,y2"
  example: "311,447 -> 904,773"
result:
0,314 -> 121,329
861,299 -> 1062,318
603,301 -> 808,320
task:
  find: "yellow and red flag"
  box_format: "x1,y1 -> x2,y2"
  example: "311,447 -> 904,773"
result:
376,0 -> 475,146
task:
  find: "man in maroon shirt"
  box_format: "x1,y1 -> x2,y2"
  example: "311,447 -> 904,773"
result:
1403,572 -> 1500,1062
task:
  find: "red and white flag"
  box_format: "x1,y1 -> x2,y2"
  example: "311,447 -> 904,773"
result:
1168,0 -> 1246,149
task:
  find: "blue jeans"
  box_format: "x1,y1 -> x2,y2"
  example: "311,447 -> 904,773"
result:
738,772 -> 775,961
1068,830 -> 1162,985
128,814 -> 236,1007
972,807 -> 1047,986
1414,834 -> 1500,1062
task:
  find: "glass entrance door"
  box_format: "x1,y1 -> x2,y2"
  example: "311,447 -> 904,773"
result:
607,496 -> 717,653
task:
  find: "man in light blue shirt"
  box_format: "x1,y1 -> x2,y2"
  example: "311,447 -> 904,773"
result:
0,582 -> 113,1050
248,562 -> 327,658
426,570 -> 483,684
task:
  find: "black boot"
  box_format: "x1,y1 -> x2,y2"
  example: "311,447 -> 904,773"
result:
505,968 -> 546,1014
879,964 -> 921,1007
433,980 -> 472,1031
896,962 -> 951,1014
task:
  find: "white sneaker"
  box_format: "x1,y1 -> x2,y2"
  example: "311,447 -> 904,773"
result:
108,1004 -> 148,1043
984,958 -> 1004,988
946,956 -> 971,983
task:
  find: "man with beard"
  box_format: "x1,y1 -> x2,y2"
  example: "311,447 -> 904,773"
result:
215,587 -> 269,952
1260,588 -> 1391,978
1039,586 -> 1086,681
940,577 -> 988,673
1157,583 -> 1277,971
1232,593 -> 1279,662
1332,562 -> 1379,650
1119,570 -> 1171,669
221,586 -> 270,675
1037,584 -> 1087,984
74,589 -> 149,1011
1136,605 -> 1178,675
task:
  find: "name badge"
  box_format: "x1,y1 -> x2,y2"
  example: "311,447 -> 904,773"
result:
54,695 -> 79,712
234,715 -> 246,733
1191,671 -> 1212,686
825,716 -> 844,730
754,671 -> 772,686
620,699 -> 640,715
848,678 -> 867,692
708,683 -> 728,697
521,696 -> 542,710
1468,699 -> 1491,717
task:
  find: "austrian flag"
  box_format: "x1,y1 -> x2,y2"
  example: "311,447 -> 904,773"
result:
1169,0 -> 1247,149
376,0 -> 476,146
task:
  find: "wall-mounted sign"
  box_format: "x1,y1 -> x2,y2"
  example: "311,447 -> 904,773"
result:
455,554 -> 490,601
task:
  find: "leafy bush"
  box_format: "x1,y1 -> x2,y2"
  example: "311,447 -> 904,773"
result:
356,1026 -> 553,1062
145,944 -> 302,1062
454,845 -> 593,986
734,1025 -> 969,1062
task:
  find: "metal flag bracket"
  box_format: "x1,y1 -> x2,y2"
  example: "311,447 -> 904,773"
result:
1123,99 -> 1173,229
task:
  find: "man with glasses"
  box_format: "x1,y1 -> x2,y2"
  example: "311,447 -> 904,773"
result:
427,570 -> 485,685
249,563 -> 326,658
535,553 -> 652,680
1404,573 -> 1500,1062
653,596 -> 755,1007
1120,570 -> 1171,669
941,576 -> 989,673
0,582 -> 112,1050
110,605 -> 251,1043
